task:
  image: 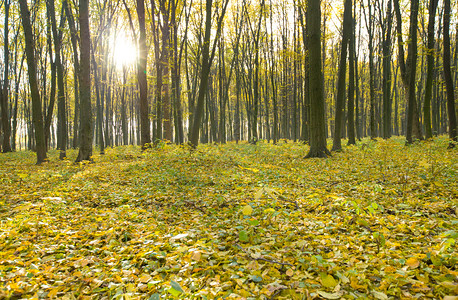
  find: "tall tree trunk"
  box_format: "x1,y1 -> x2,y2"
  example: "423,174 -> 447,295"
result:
347,6 -> 356,145
137,0 -> 150,149
160,1 -> 172,142
382,0 -> 393,139
63,0 -> 80,149
47,0 -> 67,159
1,0 -> 12,153
443,0 -> 457,144
306,0 -> 330,158
424,0 -> 438,139
19,0 -> 47,164
405,0 -> 421,144
394,0 -> 422,143
189,0 -> 228,148
363,0 -> 376,139
76,0 -> 92,162
332,0 -> 352,151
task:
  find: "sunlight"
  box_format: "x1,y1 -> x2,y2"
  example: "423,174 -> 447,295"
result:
112,30 -> 137,69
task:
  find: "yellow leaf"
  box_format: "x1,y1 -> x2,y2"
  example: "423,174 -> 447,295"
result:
48,288 -> 59,298
286,269 -> 294,276
320,273 -> 338,288
406,257 -> 420,269
264,208 -> 275,214
255,188 -> 264,201
242,205 -> 253,216
191,251 -> 201,261
139,273 -> 152,283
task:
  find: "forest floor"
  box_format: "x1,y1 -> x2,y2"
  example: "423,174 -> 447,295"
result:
0,137 -> 457,299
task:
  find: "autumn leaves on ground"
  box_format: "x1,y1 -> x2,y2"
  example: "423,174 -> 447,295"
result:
0,138 -> 457,299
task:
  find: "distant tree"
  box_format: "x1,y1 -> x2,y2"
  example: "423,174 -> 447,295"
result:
19,0 -> 47,164
76,0 -> 93,162
443,0 -> 457,145
305,0 -> 330,158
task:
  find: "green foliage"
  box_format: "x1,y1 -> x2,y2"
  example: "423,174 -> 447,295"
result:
0,137 -> 456,298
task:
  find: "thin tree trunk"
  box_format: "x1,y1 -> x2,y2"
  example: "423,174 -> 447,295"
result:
347,6 -> 356,145
1,0 -> 12,152
19,0 -> 47,164
332,0 -> 352,151
424,0 -> 438,139
76,0 -> 92,162
189,0 -> 228,148
382,0 -> 393,139
443,0 -> 457,144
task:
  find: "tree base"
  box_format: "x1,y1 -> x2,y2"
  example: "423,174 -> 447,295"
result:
305,147 -> 331,158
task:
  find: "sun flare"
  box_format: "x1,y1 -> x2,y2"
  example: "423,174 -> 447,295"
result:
112,30 -> 137,68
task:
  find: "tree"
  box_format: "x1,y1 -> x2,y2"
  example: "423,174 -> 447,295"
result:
347,5 -> 356,145
362,0 -> 376,139
332,0 -> 352,151
76,0 -> 93,162
443,0 -> 457,145
188,0 -> 229,148
1,0 -> 12,153
137,0 -> 151,149
305,0 -> 330,158
47,0 -> 67,159
394,0 -> 422,144
381,0 -> 393,139
19,0 -> 47,164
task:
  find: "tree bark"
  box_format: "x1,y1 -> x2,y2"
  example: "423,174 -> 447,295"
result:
305,0 -> 330,158
47,0 -> 67,159
423,0 -> 438,139
19,0 -> 47,164
189,0 -> 228,148
76,0 -> 93,162
332,0 -> 352,151
382,0 -> 393,139
443,0 -> 457,144
347,6 -> 356,145
137,0 -> 151,149
1,0 -> 12,153
63,0 -> 80,149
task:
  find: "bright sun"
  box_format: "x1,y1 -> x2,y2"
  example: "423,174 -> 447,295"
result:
112,30 -> 137,68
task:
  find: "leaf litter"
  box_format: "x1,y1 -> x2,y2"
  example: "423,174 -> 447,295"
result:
0,138 -> 456,299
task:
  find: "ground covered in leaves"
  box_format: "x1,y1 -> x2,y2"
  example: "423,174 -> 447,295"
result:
0,137 -> 457,299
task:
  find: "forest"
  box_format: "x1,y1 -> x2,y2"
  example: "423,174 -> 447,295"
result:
0,0 -> 457,298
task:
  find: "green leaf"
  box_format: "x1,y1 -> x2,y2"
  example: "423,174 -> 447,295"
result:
171,280 -> 184,293
239,230 -> 249,242
250,275 -> 262,282
320,272 -> 338,288
248,219 -> 259,226
371,290 -> 388,300
317,291 -> 343,299
149,294 -> 160,300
